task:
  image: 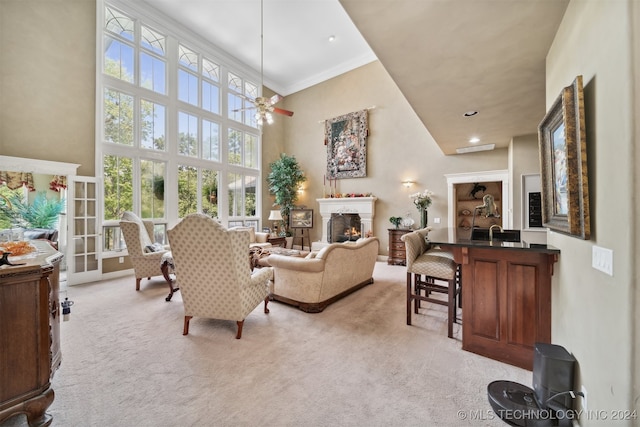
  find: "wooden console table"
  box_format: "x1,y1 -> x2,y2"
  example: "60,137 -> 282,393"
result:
0,240 -> 63,426
426,228 -> 560,370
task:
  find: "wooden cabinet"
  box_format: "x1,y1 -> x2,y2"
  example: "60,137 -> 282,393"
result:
0,241 -> 63,426
388,228 -> 411,265
459,247 -> 555,370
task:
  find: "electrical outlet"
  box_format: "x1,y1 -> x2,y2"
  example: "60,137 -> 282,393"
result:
592,245 -> 613,276
581,385 -> 588,411
119,256 -> 124,264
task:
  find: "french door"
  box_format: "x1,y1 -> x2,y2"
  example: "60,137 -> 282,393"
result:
66,176 -> 102,285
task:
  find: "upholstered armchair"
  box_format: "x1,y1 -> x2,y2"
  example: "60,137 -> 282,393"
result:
119,211 -> 172,293
167,213 -> 273,339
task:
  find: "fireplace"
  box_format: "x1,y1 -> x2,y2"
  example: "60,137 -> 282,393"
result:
312,197 -> 377,251
329,213 -> 361,243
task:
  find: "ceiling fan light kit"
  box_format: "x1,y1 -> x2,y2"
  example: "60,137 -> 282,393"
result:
251,0 -> 294,126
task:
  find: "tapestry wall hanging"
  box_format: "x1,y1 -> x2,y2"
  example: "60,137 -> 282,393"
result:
325,109 -> 368,179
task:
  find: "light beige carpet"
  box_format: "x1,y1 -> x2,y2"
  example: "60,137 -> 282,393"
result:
11,262 -> 531,426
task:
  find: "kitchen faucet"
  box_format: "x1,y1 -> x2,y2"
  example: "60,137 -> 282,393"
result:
489,224 -> 503,244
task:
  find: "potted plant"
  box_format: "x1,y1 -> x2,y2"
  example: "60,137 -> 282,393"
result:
389,216 -> 403,229
266,153 -> 306,237
0,191 -> 65,229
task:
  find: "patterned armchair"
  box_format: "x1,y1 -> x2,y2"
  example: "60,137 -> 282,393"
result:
119,211 -> 171,292
167,213 -> 273,339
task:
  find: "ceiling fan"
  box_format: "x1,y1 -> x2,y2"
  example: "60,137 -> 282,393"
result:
234,0 -> 294,126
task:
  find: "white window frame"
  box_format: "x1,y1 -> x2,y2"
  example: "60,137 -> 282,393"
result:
97,0 -> 264,258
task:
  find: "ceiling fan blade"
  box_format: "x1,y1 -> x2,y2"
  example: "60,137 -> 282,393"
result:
269,94 -> 283,105
232,106 -> 257,112
273,107 -> 294,117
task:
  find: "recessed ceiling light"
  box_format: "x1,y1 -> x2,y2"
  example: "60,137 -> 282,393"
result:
328,35 -> 336,42
463,111 -> 478,117
469,137 -> 480,144
456,144 -> 495,154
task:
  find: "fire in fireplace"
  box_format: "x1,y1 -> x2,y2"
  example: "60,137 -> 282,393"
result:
328,213 -> 362,243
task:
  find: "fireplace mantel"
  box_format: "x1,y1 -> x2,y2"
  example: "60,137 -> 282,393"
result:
313,197 -> 377,250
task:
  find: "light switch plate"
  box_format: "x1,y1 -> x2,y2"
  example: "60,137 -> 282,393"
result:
592,245 -> 613,276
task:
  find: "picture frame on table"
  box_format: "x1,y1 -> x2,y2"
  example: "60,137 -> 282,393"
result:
289,208 -> 313,229
538,75 -> 590,239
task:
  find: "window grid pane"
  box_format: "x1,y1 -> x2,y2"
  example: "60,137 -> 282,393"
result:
202,58 -> 219,81
228,128 -> 242,165
228,72 -> 242,92
245,81 -> 258,99
228,172 -> 242,217
202,119 -> 220,161
140,52 -> 166,94
178,111 -> 198,156
244,133 -> 257,169
178,69 -> 198,105
104,89 -> 134,145
177,165 -> 198,217
227,93 -> 243,122
202,80 -> 220,114
140,159 -> 165,219
178,44 -> 198,71
141,25 -> 165,55
105,6 -> 134,40
103,154 -> 133,220
202,169 -> 218,218
104,35 -> 134,83
140,99 -> 166,150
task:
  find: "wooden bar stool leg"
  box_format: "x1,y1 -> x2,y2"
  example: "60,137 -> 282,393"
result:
447,277 -> 455,338
406,272 -> 413,325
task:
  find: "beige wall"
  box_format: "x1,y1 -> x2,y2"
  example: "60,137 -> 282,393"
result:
266,61 -> 507,255
0,0 -> 96,177
546,0 -> 637,422
509,134 -> 548,245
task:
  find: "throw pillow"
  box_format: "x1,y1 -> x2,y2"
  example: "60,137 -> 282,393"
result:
144,242 -> 164,253
122,211 -> 153,249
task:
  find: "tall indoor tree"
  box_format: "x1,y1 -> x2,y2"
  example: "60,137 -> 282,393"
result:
266,153 -> 306,236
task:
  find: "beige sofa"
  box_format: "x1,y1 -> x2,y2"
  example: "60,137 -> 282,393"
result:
267,237 -> 380,312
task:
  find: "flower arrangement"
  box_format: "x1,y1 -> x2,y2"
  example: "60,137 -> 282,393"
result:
409,189 -> 434,229
409,189 -> 434,211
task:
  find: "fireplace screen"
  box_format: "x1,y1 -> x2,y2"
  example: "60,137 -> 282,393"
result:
328,213 -> 361,243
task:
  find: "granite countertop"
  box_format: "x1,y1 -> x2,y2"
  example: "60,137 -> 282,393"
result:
425,227 -> 560,254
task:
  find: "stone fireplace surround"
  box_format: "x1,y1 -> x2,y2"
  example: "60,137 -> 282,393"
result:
312,197 -> 377,251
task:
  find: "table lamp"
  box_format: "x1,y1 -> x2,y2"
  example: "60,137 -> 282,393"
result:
268,210 -> 283,236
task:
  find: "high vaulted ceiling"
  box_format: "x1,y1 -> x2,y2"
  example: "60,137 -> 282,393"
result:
143,0 -> 569,155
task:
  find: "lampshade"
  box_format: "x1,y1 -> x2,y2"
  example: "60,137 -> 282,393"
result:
268,210 -> 283,221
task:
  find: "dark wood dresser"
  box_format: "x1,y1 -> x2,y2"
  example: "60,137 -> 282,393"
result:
0,241 -> 63,426
387,228 -> 411,265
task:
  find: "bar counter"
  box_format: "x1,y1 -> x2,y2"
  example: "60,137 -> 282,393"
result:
427,228 -> 560,370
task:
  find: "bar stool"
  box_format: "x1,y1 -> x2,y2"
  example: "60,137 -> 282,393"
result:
402,229 -> 461,338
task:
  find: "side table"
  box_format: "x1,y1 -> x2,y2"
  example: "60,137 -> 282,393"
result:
267,236 -> 286,247
388,228 -> 412,265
